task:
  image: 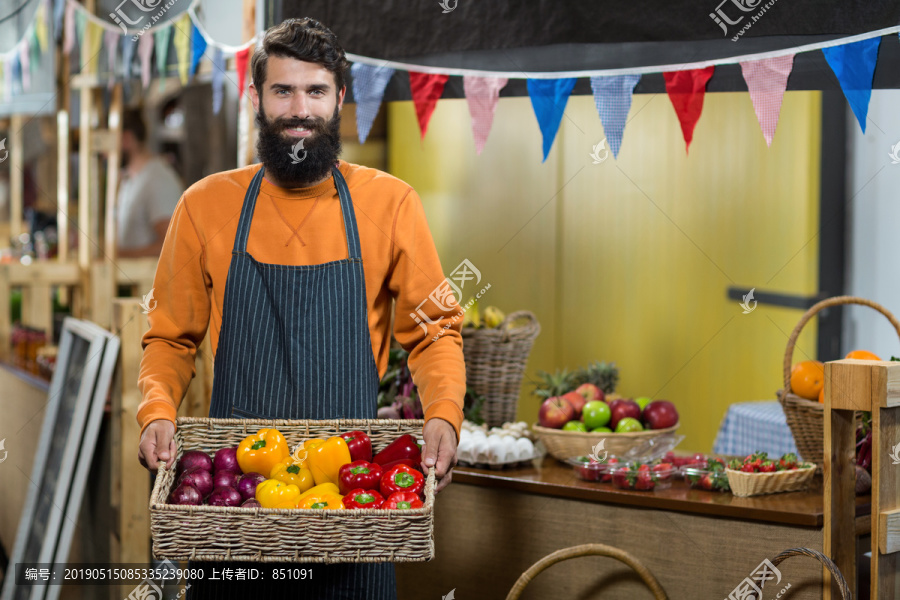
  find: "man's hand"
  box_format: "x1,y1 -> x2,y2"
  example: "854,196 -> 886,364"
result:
421,418 -> 458,494
138,419 -> 176,473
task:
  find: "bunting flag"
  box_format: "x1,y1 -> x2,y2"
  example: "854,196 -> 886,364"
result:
190,23 -> 207,77
63,1 -> 76,55
527,77 -> 576,162
463,75 -> 508,154
84,20 -> 103,74
10,53 -> 21,96
19,41 -> 30,92
105,30 -> 120,88
29,27 -> 42,72
138,33 -> 154,89
54,0 -> 66,42
211,47 -> 225,114
590,74 -> 641,159
663,66 -> 715,153
74,9 -> 86,55
740,55 -> 795,146
122,36 -> 137,85
154,26 -> 173,89
235,45 -> 250,99
0,61 -> 5,102
173,13 -> 192,85
350,62 -> 394,143
822,37 -> 881,133
409,72 -> 449,139
34,4 -> 48,54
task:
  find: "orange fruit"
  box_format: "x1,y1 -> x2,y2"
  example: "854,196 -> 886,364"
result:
790,360 -> 825,401
818,386 -> 824,403
845,350 -> 881,361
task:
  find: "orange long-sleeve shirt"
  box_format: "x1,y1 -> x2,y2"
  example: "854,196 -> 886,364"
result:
137,160 -> 466,438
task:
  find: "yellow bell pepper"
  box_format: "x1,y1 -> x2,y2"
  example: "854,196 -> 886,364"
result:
298,492 -> 345,510
306,436 -> 352,486
255,479 -> 302,509
270,461 -> 314,493
237,428 -> 289,476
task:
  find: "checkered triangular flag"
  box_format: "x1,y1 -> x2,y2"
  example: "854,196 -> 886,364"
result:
463,76 -> 507,154
740,55 -> 795,146
589,74 -> 641,159
351,62 -> 394,143
212,47 -> 225,114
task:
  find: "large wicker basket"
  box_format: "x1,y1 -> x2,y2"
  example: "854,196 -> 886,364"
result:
778,296 -> 900,464
532,423 -> 680,462
462,310 -> 540,427
150,417 -> 435,563
725,465 -> 816,497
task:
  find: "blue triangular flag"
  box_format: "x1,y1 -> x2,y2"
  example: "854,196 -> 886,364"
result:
590,74 -> 640,159
212,47 -> 225,114
190,23 -> 207,77
822,37 -> 881,133
53,0 -> 65,42
527,78 -> 576,162
10,52 -> 21,95
121,36 -> 137,96
351,63 -> 394,143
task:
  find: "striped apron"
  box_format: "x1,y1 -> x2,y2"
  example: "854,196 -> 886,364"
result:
186,165 -> 397,600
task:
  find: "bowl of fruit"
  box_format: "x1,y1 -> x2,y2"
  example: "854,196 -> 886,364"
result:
609,460 -> 675,492
724,452 -> 816,497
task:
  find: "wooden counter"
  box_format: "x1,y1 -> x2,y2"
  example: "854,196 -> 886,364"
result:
396,458 -> 870,600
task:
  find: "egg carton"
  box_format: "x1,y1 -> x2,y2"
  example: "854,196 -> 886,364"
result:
457,450 -> 544,470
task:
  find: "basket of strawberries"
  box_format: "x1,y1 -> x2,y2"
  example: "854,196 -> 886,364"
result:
724,452 -> 815,497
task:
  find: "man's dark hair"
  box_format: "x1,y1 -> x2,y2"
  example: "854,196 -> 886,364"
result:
122,108 -> 147,144
251,18 -> 350,93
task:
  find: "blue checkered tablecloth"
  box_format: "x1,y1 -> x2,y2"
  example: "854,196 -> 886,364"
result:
713,401 -> 799,457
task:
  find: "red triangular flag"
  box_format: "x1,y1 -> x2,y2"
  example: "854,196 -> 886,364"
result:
409,72 -> 449,139
235,46 -> 251,99
663,67 -> 715,153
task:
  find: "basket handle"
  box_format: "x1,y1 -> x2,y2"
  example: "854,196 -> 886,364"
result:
504,543 -> 667,600
768,547 -> 851,600
150,460 -> 168,507
781,296 -> 900,395
498,310 -> 541,340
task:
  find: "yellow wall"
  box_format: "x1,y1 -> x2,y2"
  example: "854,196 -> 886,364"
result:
387,90 -> 821,452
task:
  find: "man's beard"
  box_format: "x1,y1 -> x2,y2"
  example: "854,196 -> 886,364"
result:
255,103 -> 343,188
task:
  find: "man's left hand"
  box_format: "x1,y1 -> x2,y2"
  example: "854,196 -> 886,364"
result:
421,418 -> 458,494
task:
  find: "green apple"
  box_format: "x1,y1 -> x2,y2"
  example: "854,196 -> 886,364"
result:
591,426 -> 612,433
563,420 -> 587,432
582,401 -> 611,430
635,396 -> 652,411
615,417 -> 644,433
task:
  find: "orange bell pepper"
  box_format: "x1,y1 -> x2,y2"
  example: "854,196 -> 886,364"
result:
298,492 -> 345,510
306,436 -> 352,486
237,428 -> 289,476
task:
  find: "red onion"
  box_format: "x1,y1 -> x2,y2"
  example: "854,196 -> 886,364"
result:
237,472 -> 267,500
212,470 -> 240,490
241,498 -> 262,508
207,486 -> 243,507
213,447 -> 240,473
178,467 -> 214,498
176,451 -> 213,477
169,483 -> 202,505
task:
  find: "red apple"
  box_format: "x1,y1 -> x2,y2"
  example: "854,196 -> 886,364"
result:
642,400 -> 679,430
575,383 -> 605,403
562,391 -> 586,418
608,399 -> 641,430
538,396 -> 576,429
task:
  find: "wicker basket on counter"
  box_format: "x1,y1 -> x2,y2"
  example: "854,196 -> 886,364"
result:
531,423 -> 680,462
778,296 -> 899,464
462,311 -> 541,427
725,465 -> 816,497
150,417 -> 435,563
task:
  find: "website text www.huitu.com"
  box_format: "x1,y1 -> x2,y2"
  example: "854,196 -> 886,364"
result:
731,0 -> 779,41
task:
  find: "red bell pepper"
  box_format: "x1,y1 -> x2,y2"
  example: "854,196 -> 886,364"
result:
380,464 -> 425,497
379,458 -> 422,473
342,488 -> 385,509
339,431 -> 373,462
373,434 -> 421,466
338,460 -> 383,495
383,491 -> 424,510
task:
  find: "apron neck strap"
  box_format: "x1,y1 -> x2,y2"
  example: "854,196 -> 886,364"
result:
233,164 -> 362,260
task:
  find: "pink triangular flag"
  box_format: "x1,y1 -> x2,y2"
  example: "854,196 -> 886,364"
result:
63,1 -> 76,55
235,45 -> 250,99
663,66 -> 715,153
409,72 -> 449,139
138,33 -> 154,89
740,55 -> 795,146
463,76 -> 508,154
105,30 -> 119,89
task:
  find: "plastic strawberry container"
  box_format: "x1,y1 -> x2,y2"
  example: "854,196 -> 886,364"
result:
609,462 -> 674,492
681,464 -> 731,492
566,456 -> 613,482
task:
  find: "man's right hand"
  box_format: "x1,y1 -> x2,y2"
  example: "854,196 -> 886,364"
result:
138,419 -> 176,473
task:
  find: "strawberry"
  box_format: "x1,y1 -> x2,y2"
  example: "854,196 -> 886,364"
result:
611,466 -> 631,489
699,473 -> 715,490
652,462 -> 673,480
741,463 -> 758,473
778,452 -> 798,471
635,464 -> 655,491
759,460 -> 777,473
601,457 -> 619,482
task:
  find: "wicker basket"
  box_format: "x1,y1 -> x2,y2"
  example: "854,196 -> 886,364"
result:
462,310 -> 540,427
778,296 -> 900,464
532,423 -> 680,462
725,465 -> 816,497
764,548 -> 851,600
150,417 -> 435,563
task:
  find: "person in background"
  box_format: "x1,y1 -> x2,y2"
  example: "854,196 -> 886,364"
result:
116,108 -> 183,258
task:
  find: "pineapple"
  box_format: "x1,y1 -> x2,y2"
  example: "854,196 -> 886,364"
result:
532,368 -> 577,399
573,360 -> 619,394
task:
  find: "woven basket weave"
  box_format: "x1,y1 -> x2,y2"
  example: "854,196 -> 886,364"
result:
150,417 -> 435,563
532,423 -> 680,462
462,311 -> 540,427
778,296 -> 900,464
725,465 -> 816,497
